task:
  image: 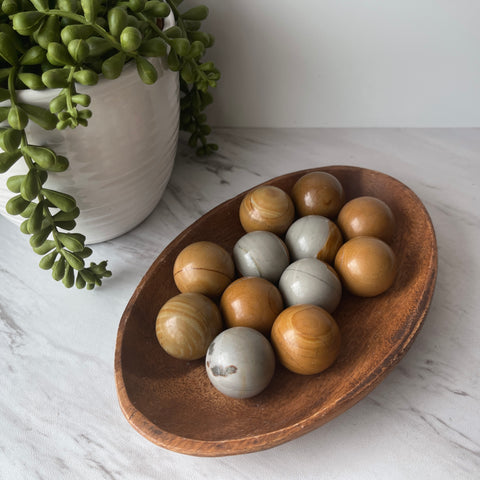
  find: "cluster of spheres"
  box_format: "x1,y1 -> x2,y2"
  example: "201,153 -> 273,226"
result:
155,171 -> 397,399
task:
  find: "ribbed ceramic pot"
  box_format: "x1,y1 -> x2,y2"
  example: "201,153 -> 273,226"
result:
0,14 -> 179,244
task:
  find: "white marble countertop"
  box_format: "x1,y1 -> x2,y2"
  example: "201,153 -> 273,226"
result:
0,128 -> 479,479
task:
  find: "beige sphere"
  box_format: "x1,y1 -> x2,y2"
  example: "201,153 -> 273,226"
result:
173,241 -> 235,297
156,292 -> 223,360
334,236 -> 397,297
220,277 -> 284,336
291,171 -> 345,218
271,304 -> 341,375
239,185 -> 295,235
337,196 -> 395,243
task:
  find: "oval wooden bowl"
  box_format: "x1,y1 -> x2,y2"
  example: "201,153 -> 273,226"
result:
114,166 -> 437,457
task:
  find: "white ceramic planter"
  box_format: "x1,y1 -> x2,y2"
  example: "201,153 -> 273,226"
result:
0,14 -> 179,244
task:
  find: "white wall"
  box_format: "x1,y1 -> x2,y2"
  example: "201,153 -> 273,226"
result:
184,0 -> 480,127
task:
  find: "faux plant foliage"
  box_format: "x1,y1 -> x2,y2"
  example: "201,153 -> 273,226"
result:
0,0 -> 220,290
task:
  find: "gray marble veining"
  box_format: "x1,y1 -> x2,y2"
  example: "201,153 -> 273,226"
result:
0,128 -> 479,479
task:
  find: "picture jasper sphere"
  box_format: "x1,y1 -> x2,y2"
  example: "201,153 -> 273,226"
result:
334,236 -> 397,297
220,277 -> 284,336
233,231 -> 290,283
205,327 -> 276,399
239,185 -> 295,235
291,171 -> 345,218
279,258 -> 342,313
271,305 -> 341,375
337,196 -> 395,243
155,293 -> 223,360
285,215 -> 343,264
173,241 -> 235,297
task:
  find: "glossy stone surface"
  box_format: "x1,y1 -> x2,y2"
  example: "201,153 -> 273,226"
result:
334,236 -> 397,297
239,185 -> 295,235
285,215 -> 343,264
205,327 -> 276,399
220,277 -> 284,336
155,293 -> 223,360
233,231 -> 290,283
173,241 -> 235,297
291,171 -> 345,218
271,305 -> 341,375
278,258 -> 342,312
337,196 -> 395,243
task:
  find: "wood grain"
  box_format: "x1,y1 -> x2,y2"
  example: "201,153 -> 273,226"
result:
114,166 -> 437,457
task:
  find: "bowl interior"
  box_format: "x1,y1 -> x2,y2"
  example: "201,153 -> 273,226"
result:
115,166 -> 437,456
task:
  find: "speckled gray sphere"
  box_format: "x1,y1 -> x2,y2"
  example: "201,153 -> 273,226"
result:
233,231 -> 290,283
278,258 -> 342,313
285,215 -> 343,264
205,327 -> 276,399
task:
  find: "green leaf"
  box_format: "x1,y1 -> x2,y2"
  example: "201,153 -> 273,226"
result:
17,73 -> 45,90
36,14 -> 60,49
85,37 -> 112,57
48,155 -> 69,172
29,0 -> 48,11
42,68 -> 70,88
0,150 -> 23,173
55,220 -> 76,230
71,94 -> 90,107
101,52 -> 126,79
170,38 -> 190,57
6,174 -> 24,193
8,105 -> 29,130
144,1 -> 170,18
73,69 -> 98,85
107,7 -> 128,38
6,194 -> 31,215
49,94 -> 67,114
19,103 -> 57,130
47,42 -> 73,66
22,145 -> 56,169
19,201 -> 36,218
29,226 -> 52,248
33,239 -> 56,255
164,26 -> 182,38
120,26 -> 142,52
57,232 -> 85,252
75,271 -> 86,288
67,39 -> 89,63
60,24 -> 95,45
28,201 -> 45,234
53,207 -> 80,223
12,11 -> 46,36
20,45 -> 46,65
39,250 -> 58,270
136,56 -> 157,84
138,37 -> 167,57
129,0 -> 146,13
1,0 -> 19,15
181,5 -> 208,21
64,250 -> 85,270
20,169 -> 41,201
0,128 -> 22,152
62,264 -> 75,288
167,48 -> 180,71
41,188 -> 76,212
80,0 -> 98,23
52,256 -> 66,281
0,32 -> 18,65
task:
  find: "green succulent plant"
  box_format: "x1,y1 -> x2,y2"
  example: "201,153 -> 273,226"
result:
0,0 -> 220,289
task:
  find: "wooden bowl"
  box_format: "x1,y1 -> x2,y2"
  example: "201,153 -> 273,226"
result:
114,166 -> 437,457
